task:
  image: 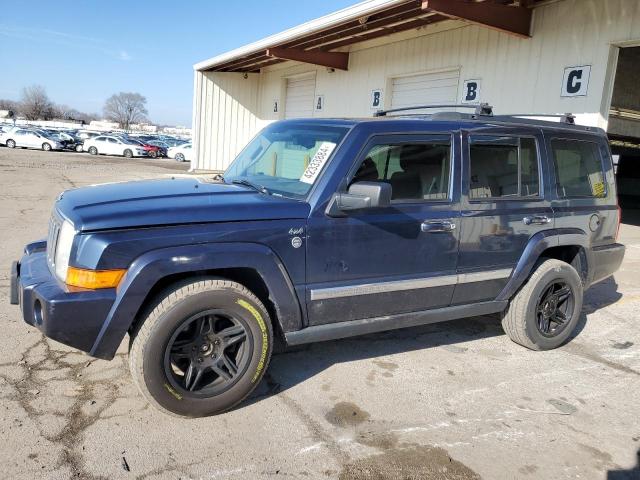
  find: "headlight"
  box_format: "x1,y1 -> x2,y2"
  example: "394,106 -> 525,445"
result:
54,220 -> 75,280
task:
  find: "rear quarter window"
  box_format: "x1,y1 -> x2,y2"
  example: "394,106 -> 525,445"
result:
550,139 -> 606,198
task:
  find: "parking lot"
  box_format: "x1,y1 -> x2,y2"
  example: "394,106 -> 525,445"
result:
0,146 -> 639,479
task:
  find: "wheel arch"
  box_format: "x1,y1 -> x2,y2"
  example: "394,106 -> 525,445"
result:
90,242 -> 302,359
496,229 -> 591,302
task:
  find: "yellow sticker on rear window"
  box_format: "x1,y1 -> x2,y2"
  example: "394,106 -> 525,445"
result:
593,182 -> 605,197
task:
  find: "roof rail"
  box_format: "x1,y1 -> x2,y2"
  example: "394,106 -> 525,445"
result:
374,103 -> 493,117
492,113 -> 576,125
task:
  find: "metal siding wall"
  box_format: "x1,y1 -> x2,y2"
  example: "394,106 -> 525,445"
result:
256,0 -> 640,124
193,72 -> 260,171
194,0 -> 640,171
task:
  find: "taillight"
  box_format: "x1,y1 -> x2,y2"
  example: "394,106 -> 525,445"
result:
616,204 -> 622,241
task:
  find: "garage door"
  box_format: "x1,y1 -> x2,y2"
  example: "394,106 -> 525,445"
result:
285,73 -> 316,119
390,70 -> 460,111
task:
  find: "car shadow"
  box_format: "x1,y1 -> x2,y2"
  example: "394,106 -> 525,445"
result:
607,448 -> 640,479
246,275 -> 625,406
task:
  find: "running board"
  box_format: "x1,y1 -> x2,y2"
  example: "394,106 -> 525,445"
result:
284,301 -> 508,346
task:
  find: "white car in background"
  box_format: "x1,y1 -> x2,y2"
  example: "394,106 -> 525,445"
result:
167,143 -> 193,162
1,128 -> 64,151
83,135 -> 147,158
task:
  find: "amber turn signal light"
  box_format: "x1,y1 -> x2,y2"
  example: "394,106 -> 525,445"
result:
66,267 -> 126,289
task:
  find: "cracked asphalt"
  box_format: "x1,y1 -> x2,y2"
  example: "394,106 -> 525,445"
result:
1,147 -> 639,479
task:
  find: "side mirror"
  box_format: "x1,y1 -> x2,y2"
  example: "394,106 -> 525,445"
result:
326,181 -> 392,217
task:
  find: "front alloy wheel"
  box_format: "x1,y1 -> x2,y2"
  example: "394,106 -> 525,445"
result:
165,310 -> 251,395
129,278 -> 273,417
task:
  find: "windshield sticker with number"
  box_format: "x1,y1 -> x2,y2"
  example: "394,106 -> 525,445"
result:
299,142 -> 336,184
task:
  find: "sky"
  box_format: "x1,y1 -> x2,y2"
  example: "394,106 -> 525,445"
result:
0,0 -> 358,126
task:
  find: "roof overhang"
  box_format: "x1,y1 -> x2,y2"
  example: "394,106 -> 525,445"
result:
195,0 -> 542,73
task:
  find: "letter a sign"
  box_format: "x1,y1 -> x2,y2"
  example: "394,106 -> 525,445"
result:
561,66 -> 591,97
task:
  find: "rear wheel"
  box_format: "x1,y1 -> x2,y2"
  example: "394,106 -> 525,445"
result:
6,139 -> 15,148
42,143 -> 52,151
129,279 -> 273,417
124,149 -> 133,158
75,144 -> 83,152
175,153 -> 185,162
88,146 -> 98,155
501,259 -> 583,350
148,150 -> 157,158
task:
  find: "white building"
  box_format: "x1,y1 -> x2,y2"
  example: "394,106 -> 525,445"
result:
192,0 -> 640,175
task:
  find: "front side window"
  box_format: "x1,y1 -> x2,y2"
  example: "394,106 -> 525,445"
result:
551,139 -> 606,198
224,122 -> 349,198
469,136 -> 540,199
352,136 -> 451,201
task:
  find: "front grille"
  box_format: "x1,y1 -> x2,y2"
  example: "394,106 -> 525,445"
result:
46,214 -> 62,272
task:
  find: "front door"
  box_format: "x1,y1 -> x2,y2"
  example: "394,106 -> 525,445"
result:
305,133 -> 460,326
453,127 -> 554,305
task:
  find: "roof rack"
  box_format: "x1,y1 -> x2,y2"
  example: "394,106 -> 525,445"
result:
491,113 -> 576,125
374,103 -> 494,117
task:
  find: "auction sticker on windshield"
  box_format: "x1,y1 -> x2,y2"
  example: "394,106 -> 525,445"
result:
299,142 -> 336,184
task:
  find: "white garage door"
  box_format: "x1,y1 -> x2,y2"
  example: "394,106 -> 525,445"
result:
391,70 -> 460,111
285,73 -> 316,119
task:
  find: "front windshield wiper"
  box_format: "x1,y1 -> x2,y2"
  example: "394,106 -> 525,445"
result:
231,179 -> 270,195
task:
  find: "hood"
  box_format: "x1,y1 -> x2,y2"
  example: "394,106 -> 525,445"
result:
56,177 -> 310,232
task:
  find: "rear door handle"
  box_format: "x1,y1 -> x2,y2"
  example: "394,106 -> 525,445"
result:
523,215 -> 551,226
421,220 -> 456,233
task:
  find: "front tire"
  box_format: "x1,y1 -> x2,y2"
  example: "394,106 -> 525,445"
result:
129,279 -> 273,417
42,143 -> 52,151
501,259 -> 583,351
124,149 -> 133,158
6,139 -> 15,148
175,153 -> 185,162
88,146 -> 98,155
75,144 -> 83,152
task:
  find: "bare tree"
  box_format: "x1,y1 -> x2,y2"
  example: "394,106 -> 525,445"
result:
21,85 -> 54,120
103,92 -> 148,130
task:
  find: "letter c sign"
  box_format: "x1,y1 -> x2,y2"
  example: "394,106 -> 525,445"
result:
561,65 -> 591,97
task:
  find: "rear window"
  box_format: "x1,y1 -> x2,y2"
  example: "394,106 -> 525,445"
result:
551,139 -> 606,198
469,136 -> 540,199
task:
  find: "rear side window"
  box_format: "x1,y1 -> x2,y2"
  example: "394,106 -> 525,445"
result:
551,139 -> 606,198
469,136 -> 540,199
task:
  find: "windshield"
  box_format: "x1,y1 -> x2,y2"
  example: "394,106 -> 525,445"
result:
224,122 -> 349,198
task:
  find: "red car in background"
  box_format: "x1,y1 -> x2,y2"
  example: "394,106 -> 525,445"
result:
121,137 -> 165,158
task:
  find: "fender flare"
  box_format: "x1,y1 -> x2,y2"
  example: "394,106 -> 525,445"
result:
496,228 -> 590,302
89,242 -> 302,359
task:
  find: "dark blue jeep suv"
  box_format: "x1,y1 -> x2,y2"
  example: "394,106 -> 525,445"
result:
10,107 -> 625,417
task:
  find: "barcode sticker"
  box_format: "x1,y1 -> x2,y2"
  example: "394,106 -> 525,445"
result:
299,142 -> 336,184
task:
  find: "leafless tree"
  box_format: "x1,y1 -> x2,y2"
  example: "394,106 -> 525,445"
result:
103,92 -> 148,130
20,85 -> 54,120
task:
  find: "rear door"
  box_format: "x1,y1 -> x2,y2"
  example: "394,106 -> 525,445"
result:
545,133 -> 618,248
453,127 -> 553,305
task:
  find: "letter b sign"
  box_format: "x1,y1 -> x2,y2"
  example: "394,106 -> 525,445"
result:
462,79 -> 481,103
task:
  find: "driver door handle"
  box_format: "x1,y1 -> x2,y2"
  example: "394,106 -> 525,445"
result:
523,215 -> 551,226
421,220 -> 456,233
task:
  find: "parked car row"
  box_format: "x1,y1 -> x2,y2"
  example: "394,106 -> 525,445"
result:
0,124 -> 191,162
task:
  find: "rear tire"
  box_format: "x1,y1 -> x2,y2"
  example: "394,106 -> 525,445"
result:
88,146 -> 98,155
175,153 -> 185,162
124,149 -> 133,158
75,144 -> 83,152
129,278 -> 273,417
6,139 -> 15,148
501,259 -> 583,351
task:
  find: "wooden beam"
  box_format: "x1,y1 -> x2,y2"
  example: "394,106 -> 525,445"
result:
266,47 -> 349,70
422,0 -> 532,38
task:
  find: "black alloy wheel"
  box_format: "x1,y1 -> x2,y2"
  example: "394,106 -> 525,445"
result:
164,310 -> 251,396
535,281 -> 574,337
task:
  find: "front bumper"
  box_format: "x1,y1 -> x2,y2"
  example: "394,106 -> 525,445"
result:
10,247 -> 116,356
